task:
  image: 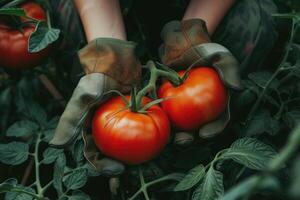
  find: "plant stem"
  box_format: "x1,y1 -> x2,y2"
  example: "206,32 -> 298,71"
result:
268,124 -> 300,171
46,11 -> 51,29
34,134 -> 43,197
128,167 -> 182,200
6,188 -> 43,200
135,61 -> 181,110
228,125 -> 300,199
246,19 -> 296,122
42,180 -> 53,192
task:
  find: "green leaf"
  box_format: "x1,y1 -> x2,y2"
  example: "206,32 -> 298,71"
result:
283,110 -> 300,129
42,147 -> 64,164
235,89 -> 256,108
46,116 -> 59,129
220,175 -> 280,200
220,175 -> 259,200
248,71 -> 279,89
82,163 -> 100,177
1,179 -> 37,200
221,138 -> 277,170
41,116 -> 59,142
0,179 -> 17,193
174,164 -> 205,191
63,168 -> 88,190
266,118 -> 280,136
6,120 -> 38,137
5,186 -> 35,200
41,129 -> 54,142
0,142 -> 29,165
192,167 -> 224,200
69,190 -> 91,200
71,139 -> 85,163
0,8 -> 25,17
53,154 -> 66,194
245,110 -> 280,136
29,21 -> 60,53
1,0 -> 27,8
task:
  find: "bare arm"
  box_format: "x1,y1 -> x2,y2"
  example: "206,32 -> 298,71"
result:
74,0 -> 126,42
183,0 -> 236,35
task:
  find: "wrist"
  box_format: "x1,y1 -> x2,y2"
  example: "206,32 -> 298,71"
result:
74,0 -> 126,41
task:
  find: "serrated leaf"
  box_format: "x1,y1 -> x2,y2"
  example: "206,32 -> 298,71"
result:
0,179 -> 36,200
244,110 -> 271,136
63,168 -> 88,190
5,186 -> 35,200
42,147 -> 64,164
0,142 -> 29,165
69,190 -> 91,200
30,102 -> 47,126
0,8 -> 25,16
0,178 -> 17,193
6,120 -> 38,137
174,164 -> 205,191
192,167 -> 224,200
221,138 -> 277,170
53,154 -> 66,194
29,21 -> 60,53
71,139 -> 85,163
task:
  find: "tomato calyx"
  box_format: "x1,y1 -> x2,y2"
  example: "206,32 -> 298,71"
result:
106,61 -> 184,114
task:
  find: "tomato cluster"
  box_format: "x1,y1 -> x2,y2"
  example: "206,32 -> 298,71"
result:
0,1 -> 51,69
92,66 -> 228,165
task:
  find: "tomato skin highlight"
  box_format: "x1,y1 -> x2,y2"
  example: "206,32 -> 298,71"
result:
158,67 -> 228,131
0,2 -> 51,70
92,96 -> 170,165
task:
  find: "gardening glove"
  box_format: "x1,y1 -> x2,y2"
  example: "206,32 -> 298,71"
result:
159,19 -> 241,145
49,38 -> 141,176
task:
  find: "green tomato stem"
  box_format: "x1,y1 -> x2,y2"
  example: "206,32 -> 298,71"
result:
134,60 -> 181,112
245,18 -> 297,123
128,167 -> 182,200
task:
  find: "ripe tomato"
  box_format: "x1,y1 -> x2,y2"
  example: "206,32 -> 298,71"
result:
92,96 -> 170,164
0,2 -> 50,69
158,67 -> 228,131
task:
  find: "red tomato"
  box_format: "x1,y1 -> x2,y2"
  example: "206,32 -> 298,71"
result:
0,2 -> 50,69
158,67 -> 228,131
92,96 -> 170,165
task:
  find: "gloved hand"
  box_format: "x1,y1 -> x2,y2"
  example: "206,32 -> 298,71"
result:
159,19 -> 241,145
49,38 -> 141,176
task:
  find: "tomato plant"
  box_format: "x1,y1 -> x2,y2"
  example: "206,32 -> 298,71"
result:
0,1 -> 51,69
158,67 -> 228,131
0,1 -> 300,200
92,95 -> 170,164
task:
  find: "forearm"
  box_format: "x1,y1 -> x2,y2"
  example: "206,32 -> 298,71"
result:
183,0 -> 236,35
74,0 -> 126,42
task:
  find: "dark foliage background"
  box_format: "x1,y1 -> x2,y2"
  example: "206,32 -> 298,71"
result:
0,0 -> 300,200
